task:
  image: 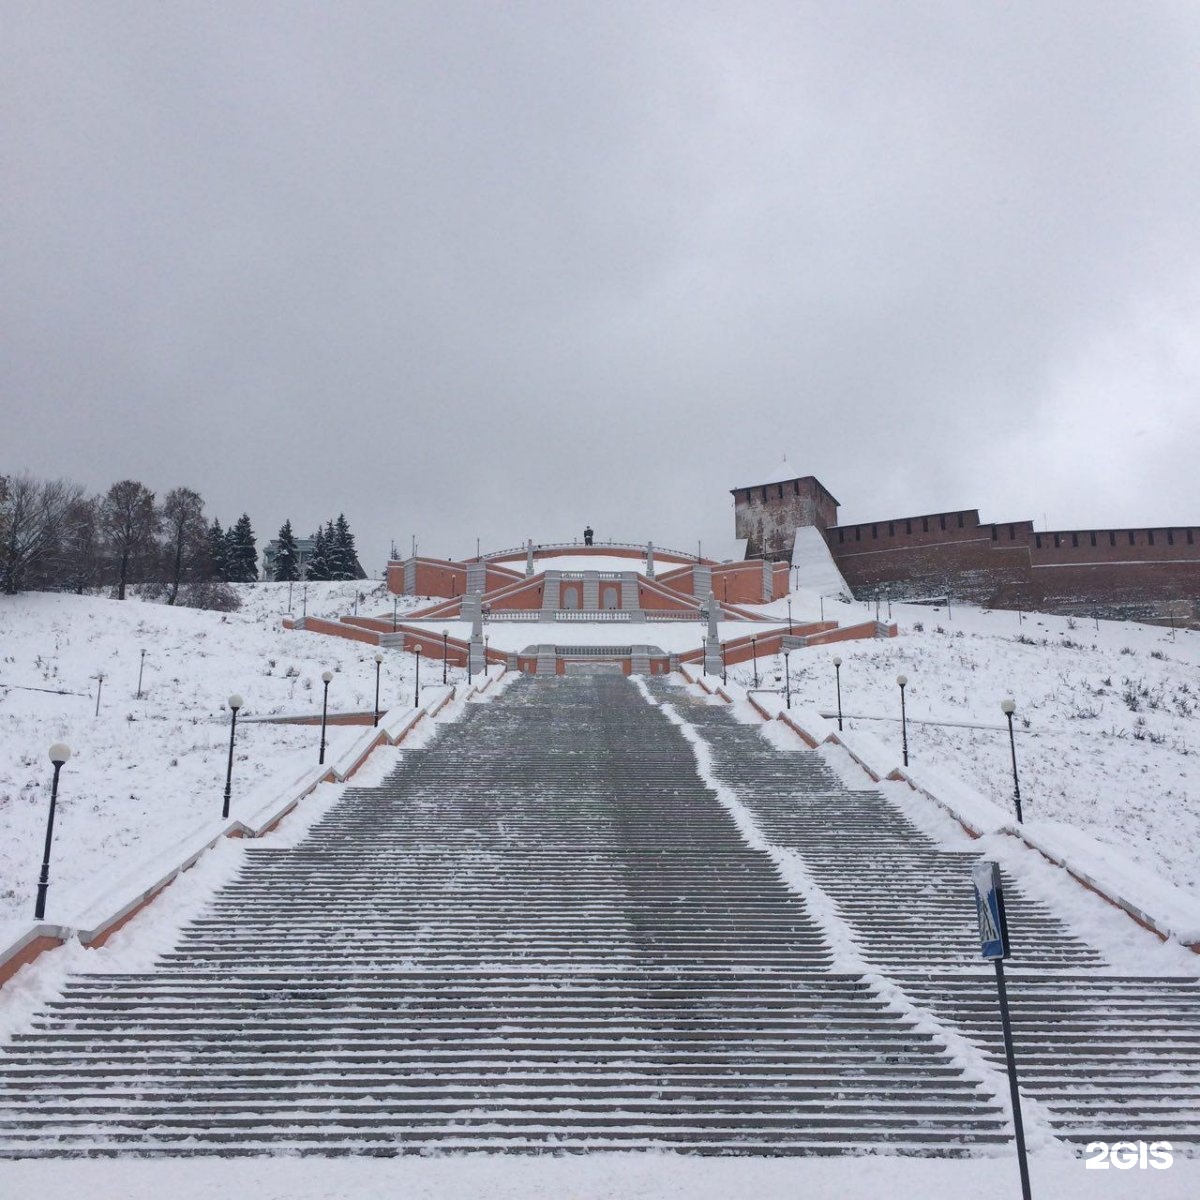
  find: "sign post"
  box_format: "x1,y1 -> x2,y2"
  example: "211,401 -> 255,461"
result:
972,860 -> 1032,1200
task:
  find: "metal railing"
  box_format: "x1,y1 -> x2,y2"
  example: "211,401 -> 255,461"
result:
481,539 -> 702,562
555,610 -> 631,621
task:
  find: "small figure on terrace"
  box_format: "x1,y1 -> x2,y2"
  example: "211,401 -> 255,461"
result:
584,525 -> 594,546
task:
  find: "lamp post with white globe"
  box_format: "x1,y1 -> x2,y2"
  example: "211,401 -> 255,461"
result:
896,675 -> 910,767
34,743 -> 71,919
373,652 -> 384,727
222,694 -> 243,818
832,657 -> 844,731
318,671 -> 333,765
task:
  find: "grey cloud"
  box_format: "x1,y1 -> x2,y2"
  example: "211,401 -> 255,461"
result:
4,1 -> 1198,571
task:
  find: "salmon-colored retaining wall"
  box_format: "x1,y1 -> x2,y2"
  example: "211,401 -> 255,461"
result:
0,934 -> 66,987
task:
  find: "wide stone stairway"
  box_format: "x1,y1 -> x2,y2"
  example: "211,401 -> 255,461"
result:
0,675 -> 1011,1156
647,677 -> 1200,1150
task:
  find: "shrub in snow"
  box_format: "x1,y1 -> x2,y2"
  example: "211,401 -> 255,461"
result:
179,579 -> 241,612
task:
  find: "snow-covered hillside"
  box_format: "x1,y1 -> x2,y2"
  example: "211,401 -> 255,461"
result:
0,583 -> 440,938
2,581 -> 1196,951
744,594 -> 1200,896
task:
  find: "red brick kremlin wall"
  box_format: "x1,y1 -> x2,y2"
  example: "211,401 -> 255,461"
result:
825,508 -> 1199,621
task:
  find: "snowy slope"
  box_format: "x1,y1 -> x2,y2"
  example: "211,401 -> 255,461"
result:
0,583 -> 441,939
734,593 -> 1200,896
790,525 -> 852,597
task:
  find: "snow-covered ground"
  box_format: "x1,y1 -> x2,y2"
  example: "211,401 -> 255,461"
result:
1,583 -> 1198,1193
3,581 -> 1195,947
0,583 -> 445,939
2,1152 -> 1197,1200
742,592 -> 1200,897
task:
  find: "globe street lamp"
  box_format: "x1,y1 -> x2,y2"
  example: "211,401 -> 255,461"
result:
373,652 -> 384,727
897,674 -> 910,767
784,650 -> 792,709
1001,698 -> 1024,823
221,694 -> 243,818
721,641 -> 727,686
414,646 -> 422,708
33,743 -> 72,919
832,657 -> 843,731
751,636 -> 759,688
392,597 -> 398,631
318,671 -> 333,765
787,599 -> 793,636
442,629 -> 449,685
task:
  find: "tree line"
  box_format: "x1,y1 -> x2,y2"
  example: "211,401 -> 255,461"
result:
271,514 -> 363,582
1,470 -> 363,603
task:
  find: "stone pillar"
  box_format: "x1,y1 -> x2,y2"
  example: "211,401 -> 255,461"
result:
461,592 -> 481,628
525,539 -> 535,577
469,637 -> 486,676
702,592 -> 723,675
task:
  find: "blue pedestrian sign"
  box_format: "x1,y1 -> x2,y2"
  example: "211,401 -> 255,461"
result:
972,860 -> 1010,960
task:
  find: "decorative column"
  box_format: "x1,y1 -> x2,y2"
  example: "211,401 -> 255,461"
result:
703,591 -> 724,676
469,594 -> 486,675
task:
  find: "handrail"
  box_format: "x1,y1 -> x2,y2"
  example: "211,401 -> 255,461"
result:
482,540 -> 705,563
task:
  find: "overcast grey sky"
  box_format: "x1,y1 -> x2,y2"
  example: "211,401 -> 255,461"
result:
5,1 -> 1199,572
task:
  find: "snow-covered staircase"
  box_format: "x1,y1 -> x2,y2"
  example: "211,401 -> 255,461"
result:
648,678 -> 1200,1150
0,676 -> 1008,1156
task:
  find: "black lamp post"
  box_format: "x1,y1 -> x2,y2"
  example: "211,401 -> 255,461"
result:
897,674 -> 909,767
318,670 -> 333,765
302,584 -> 308,619
720,641 -> 727,686
414,646 -> 421,707
222,693 -> 243,818
136,649 -> 146,700
442,629 -> 449,685
392,597 -> 399,630
784,650 -> 791,709
94,673 -> 104,717
373,652 -> 384,727
833,656 -> 844,731
787,599 -> 793,635
1001,698 -> 1024,823
34,742 -> 71,920
751,636 -> 759,688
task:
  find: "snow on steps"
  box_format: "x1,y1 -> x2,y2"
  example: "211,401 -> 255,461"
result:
679,666 -> 1200,952
0,669 -> 507,989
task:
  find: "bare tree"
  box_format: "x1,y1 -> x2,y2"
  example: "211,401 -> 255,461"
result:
0,472 -> 84,594
59,496 -> 104,594
158,486 -> 207,604
100,480 -> 159,600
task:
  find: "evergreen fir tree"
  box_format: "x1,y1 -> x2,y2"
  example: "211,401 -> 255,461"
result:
206,519 -> 228,582
274,519 -> 299,581
331,513 -> 356,580
307,524 -> 330,581
229,513 -> 257,583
